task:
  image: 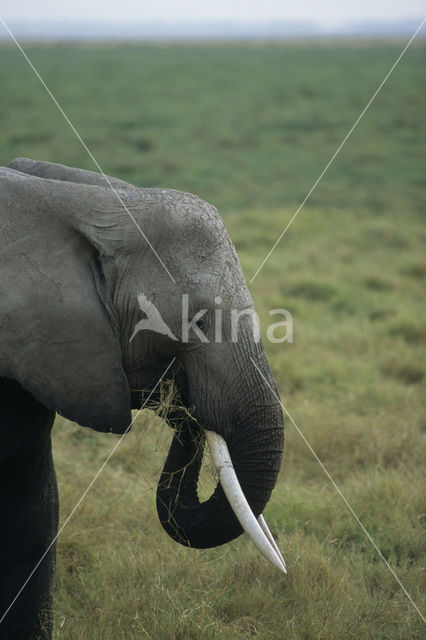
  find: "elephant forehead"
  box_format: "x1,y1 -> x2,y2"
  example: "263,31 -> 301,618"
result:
157,190 -> 225,237
102,187 -> 227,254
111,187 -> 248,303
184,259 -> 251,308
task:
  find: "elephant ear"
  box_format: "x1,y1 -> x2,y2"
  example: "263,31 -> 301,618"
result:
0,168 -> 132,433
8,156 -> 136,189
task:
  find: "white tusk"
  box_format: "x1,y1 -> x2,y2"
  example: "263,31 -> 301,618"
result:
205,430 -> 286,574
258,514 -> 286,572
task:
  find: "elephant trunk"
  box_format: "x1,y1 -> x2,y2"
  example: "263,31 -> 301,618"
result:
156,383 -> 284,552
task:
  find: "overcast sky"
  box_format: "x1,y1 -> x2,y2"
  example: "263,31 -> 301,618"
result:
1,1 -> 425,28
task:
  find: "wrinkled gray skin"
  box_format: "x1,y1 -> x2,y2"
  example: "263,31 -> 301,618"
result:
0,158 -> 284,639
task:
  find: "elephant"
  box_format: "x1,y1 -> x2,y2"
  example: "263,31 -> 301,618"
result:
0,158 -> 285,639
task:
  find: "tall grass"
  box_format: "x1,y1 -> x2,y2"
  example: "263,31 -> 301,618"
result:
0,40 -> 424,638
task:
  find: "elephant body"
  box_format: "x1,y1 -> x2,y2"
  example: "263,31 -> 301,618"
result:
0,159 -> 284,639
0,378 -> 57,639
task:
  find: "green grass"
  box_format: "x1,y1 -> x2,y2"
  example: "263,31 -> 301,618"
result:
1,40 -> 425,639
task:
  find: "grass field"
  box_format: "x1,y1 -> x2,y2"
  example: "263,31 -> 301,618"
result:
1,40 -> 425,639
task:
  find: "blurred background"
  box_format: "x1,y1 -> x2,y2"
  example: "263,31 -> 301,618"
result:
1,3 -> 425,639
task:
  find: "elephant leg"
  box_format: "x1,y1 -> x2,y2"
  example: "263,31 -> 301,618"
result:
0,378 -> 58,640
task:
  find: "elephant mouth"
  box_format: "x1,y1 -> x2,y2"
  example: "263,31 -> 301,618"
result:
156,421 -> 286,574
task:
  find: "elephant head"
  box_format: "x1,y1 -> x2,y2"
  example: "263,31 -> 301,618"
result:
0,158 -> 285,571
